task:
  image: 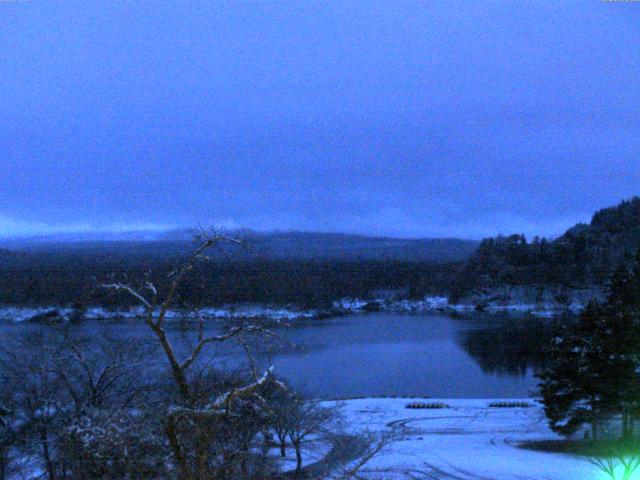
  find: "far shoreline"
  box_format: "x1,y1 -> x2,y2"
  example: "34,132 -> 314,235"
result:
0,295 -> 583,323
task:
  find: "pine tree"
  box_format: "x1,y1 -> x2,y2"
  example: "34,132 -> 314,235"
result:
538,248 -> 640,441
538,306 -> 615,440
602,252 -> 640,438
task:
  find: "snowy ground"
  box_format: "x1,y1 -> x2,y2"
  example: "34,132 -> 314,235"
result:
327,398 -> 599,480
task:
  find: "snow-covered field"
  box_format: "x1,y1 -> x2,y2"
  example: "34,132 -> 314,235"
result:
329,398 -> 598,480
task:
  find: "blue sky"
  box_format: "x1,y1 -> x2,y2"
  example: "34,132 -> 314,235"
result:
1,1 -> 639,239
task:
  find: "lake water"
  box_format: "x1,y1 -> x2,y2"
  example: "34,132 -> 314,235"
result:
0,312 -> 554,399
265,312 -> 550,398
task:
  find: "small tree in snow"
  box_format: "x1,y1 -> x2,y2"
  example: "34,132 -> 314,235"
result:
285,396 -> 335,476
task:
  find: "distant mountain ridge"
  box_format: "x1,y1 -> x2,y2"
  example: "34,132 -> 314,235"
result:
237,231 -> 479,262
452,196 -> 640,301
0,230 -> 479,263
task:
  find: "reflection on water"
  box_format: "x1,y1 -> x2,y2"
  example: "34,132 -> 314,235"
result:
457,321 -> 552,377
0,312 -> 560,399
265,312 -> 558,398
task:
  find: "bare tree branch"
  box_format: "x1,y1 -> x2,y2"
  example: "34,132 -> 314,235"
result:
155,233 -> 243,328
103,283 -> 152,310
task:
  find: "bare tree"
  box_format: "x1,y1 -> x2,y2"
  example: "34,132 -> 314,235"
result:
0,229 -> 388,480
54,330 -> 154,416
283,396 -> 336,477
0,324 -> 159,480
103,230 -> 255,402
0,329 -> 71,480
0,402 -> 18,480
104,230 -> 287,480
267,389 -> 292,458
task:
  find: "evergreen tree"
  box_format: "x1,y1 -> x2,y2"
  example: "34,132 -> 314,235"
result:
0,406 -> 8,428
456,197 -> 640,298
537,248 -> 640,440
538,306 -> 616,440
602,252 -> 640,438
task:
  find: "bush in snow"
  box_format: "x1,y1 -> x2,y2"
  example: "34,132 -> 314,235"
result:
488,401 -> 531,408
59,409 -> 169,480
405,402 -> 449,409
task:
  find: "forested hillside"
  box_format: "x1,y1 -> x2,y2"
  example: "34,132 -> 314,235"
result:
4,198 -> 639,309
452,197 -> 640,300
0,244 -> 463,308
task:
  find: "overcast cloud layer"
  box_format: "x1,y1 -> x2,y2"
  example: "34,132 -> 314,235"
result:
1,1 -> 639,239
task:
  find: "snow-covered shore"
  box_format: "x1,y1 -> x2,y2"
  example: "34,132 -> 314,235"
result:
0,294 -> 583,323
332,295 -> 582,318
329,397 -> 597,480
0,304 -> 321,323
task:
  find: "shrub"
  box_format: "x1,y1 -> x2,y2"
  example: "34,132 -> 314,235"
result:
488,401 -> 531,408
59,409 -> 169,480
405,402 -> 449,409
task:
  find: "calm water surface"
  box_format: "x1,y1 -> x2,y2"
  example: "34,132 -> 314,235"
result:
266,312 -> 550,398
1,312 -> 554,398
